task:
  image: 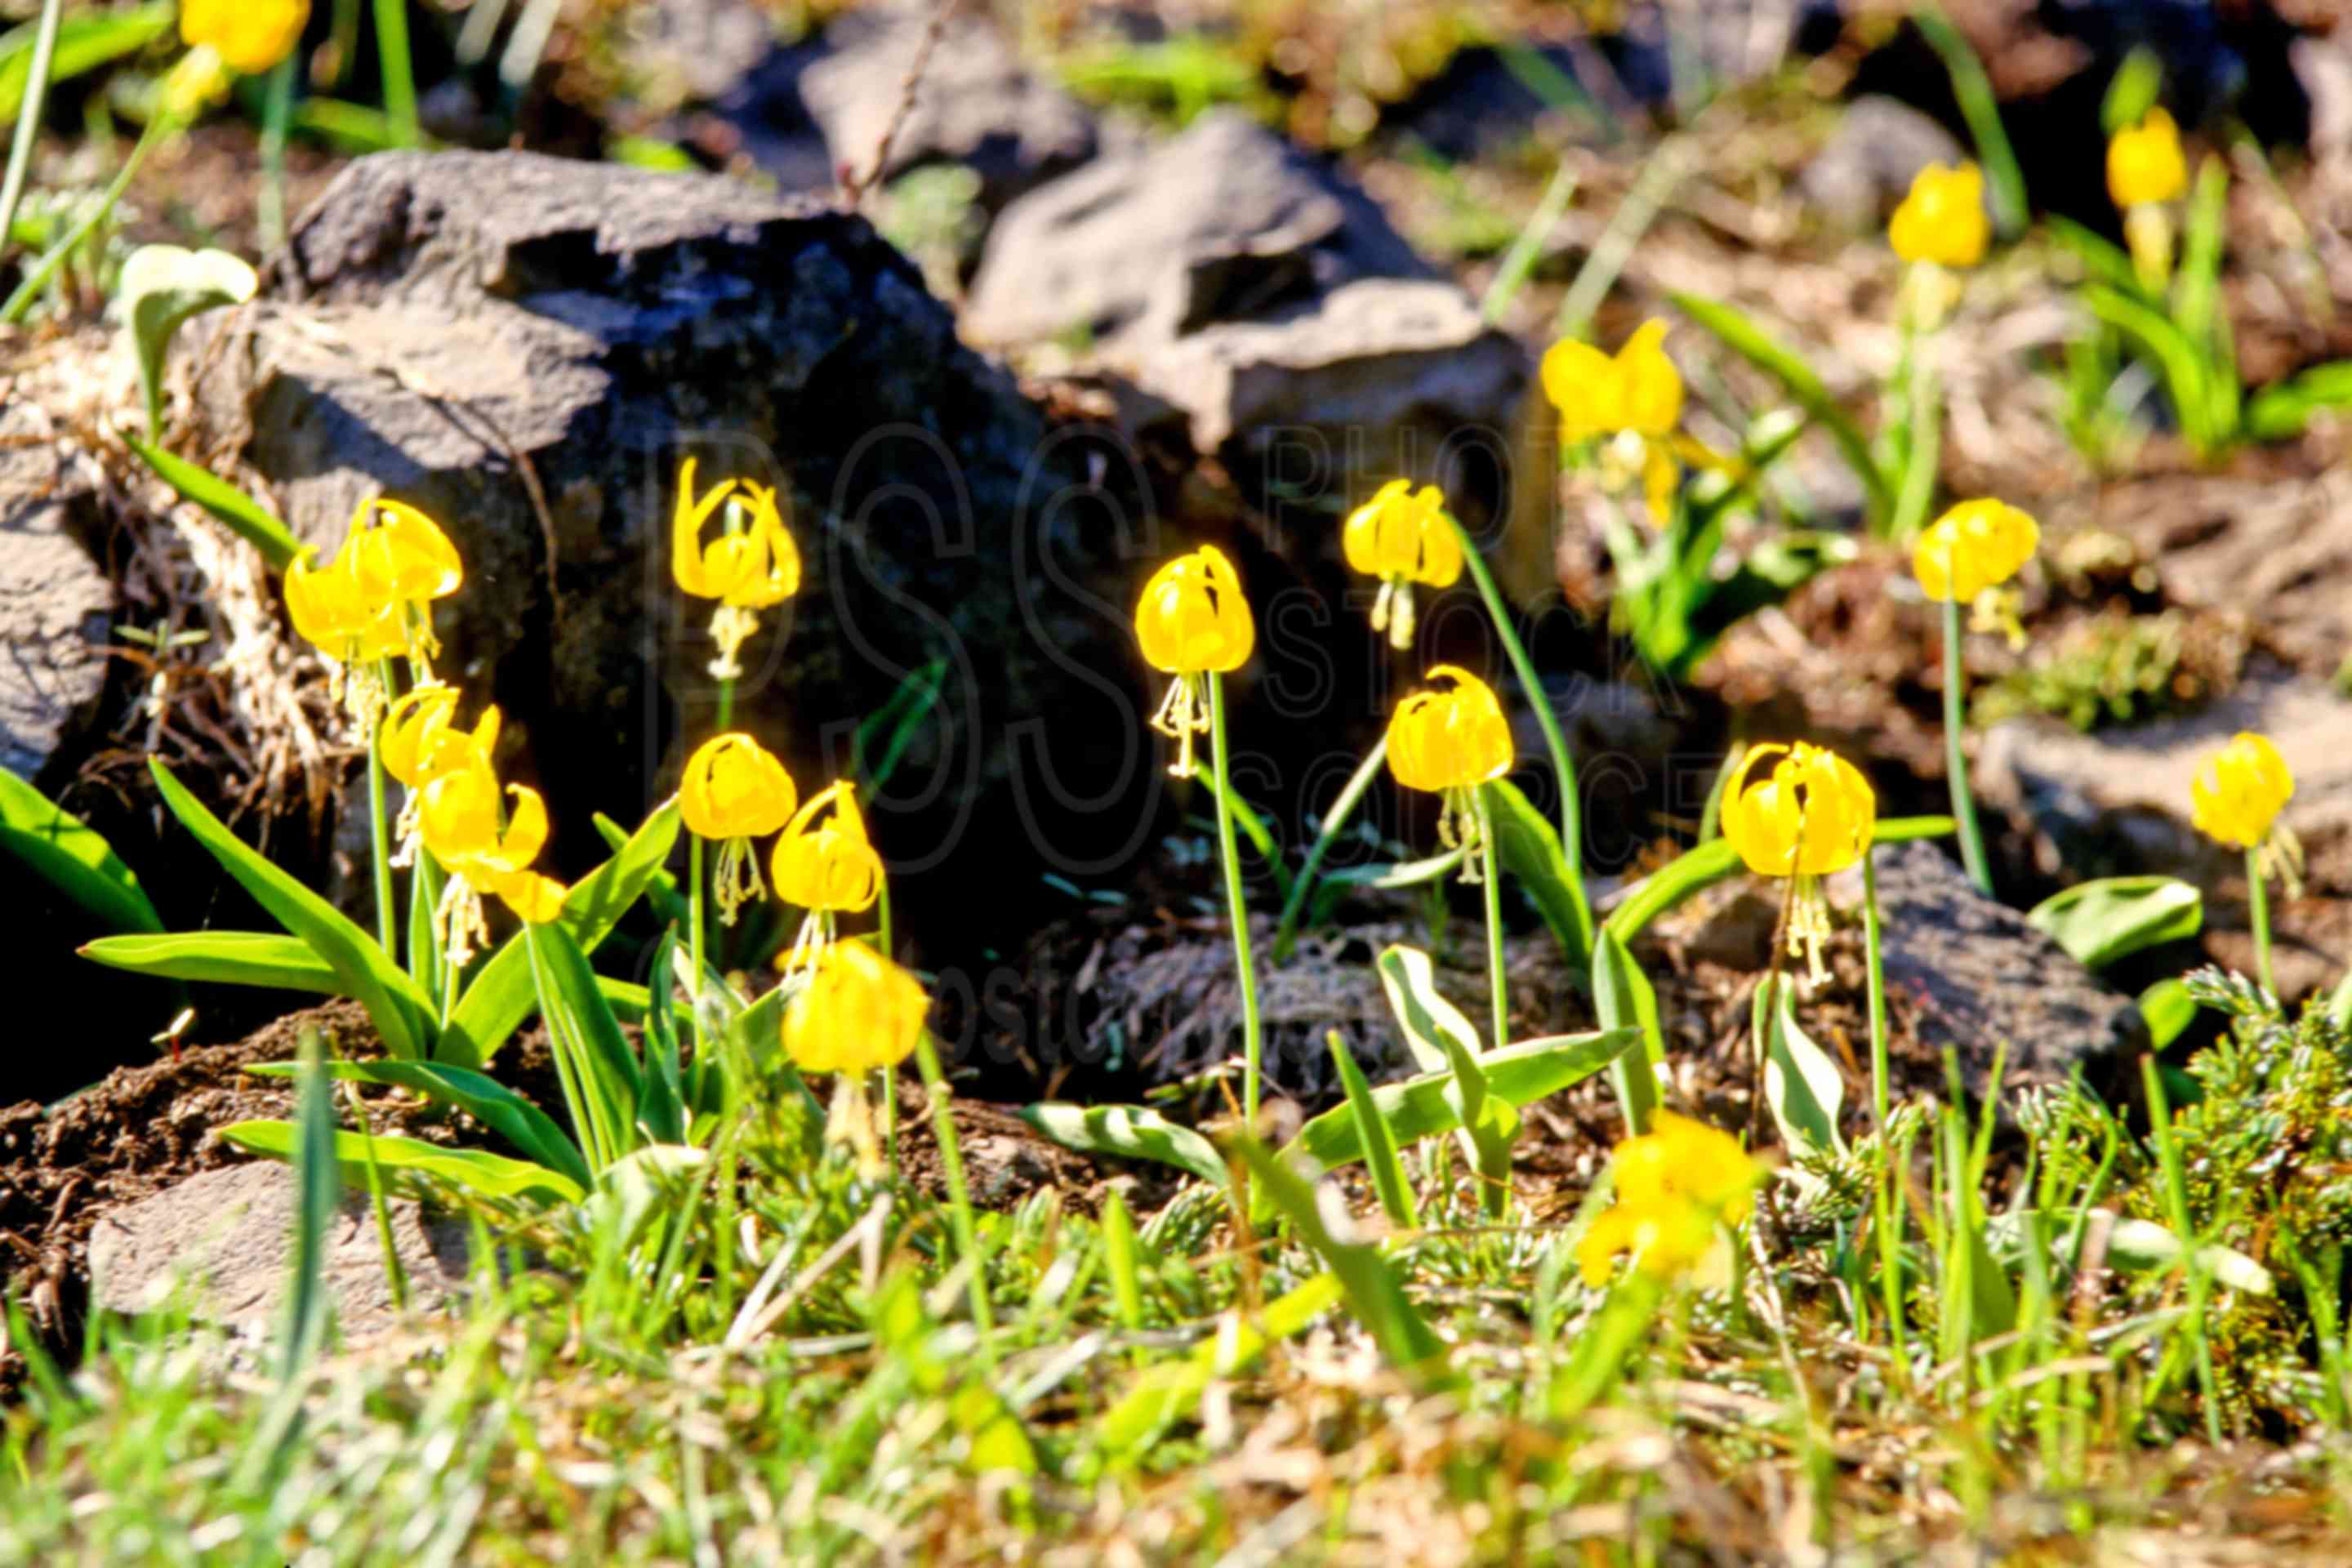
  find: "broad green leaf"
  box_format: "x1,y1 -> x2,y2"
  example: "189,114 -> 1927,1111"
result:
246,1058 -> 590,1193
119,245 -> 256,439
2082,285 -> 2219,456
1605,816 -> 1955,946
0,770 -> 162,935
2244,360 -> 2352,442
524,922 -> 641,1167
1327,1030 -> 1415,1230
1592,926 -> 1659,1136
592,810 -> 686,933
439,800 -> 681,1067
151,759 -> 432,1059
1913,3 -> 2028,237
2027,876 -> 2202,970
1763,982 -> 1846,1160
0,3 -> 174,122
82,931 -> 337,993
1018,1102 -> 1224,1187
124,438 -> 302,569
2046,216 -> 2140,294
2100,46 -> 2165,135
219,1121 -> 584,1203
2174,155 -> 2230,362
1230,1139 -> 1450,1379
1672,291 -> 1893,524
1287,1028 -> 1639,1172
2138,977 -> 2197,1050
1374,944 -> 1481,1075
1485,778 -> 1592,968
2103,1214 -> 2274,1296
635,926 -> 686,1146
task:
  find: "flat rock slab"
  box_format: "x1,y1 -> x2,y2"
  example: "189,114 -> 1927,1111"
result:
88,1162 -> 472,1344
1830,840 -> 2148,1102
0,416 -> 110,786
964,109 -> 1526,488
1979,670 -> 2352,999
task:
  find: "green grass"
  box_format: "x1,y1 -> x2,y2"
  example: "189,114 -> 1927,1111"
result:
10,969 -> 2352,1561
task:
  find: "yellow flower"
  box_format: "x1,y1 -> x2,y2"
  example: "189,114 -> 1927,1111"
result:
347,500 -> 463,612
773,782 -> 885,973
180,0 -> 310,76
673,460 -> 801,682
2108,108 -> 2188,209
782,940 -> 928,1077
1888,162 -> 1989,270
683,733 -> 799,925
419,763 -> 562,965
1541,318 -> 1691,520
381,684 -> 501,867
1343,479 -> 1461,651
1576,1112 -> 1759,1289
2191,732 -> 2294,853
285,550 -> 408,666
1913,497 -> 2038,599
1721,742 -> 1875,986
1136,544 -> 1254,779
285,498 -> 464,723
1387,665 -> 1512,882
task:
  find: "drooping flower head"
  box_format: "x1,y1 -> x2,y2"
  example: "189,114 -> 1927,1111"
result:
682,733 -> 799,926
1914,497 -> 2038,648
2108,107 -> 2189,209
381,684 -> 501,866
673,458 -> 802,682
1888,162 -> 1989,270
180,0 -> 310,76
1387,665 -> 1513,882
2192,731 -> 2301,900
1343,479 -> 1462,651
284,497 -> 464,729
773,782 -> 885,977
1136,544 -> 1254,780
1541,318 -> 1694,520
1577,1111 -> 1760,1288
782,940 -> 928,1077
418,762 -> 567,967
1722,742 -> 1875,986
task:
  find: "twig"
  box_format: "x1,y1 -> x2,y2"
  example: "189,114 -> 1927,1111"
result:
839,0 -> 958,209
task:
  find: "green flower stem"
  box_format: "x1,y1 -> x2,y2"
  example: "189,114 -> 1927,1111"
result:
258,57 -> 296,253
1209,674 -> 1264,1139
365,703 -> 397,962
876,853 -> 898,1174
0,106 -> 166,325
1270,735 -> 1387,962
1477,786 -> 1508,1052
1446,513 -> 1594,961
915,1029 -> 996,1355
0,0 -> 63,265
1863,849 -> 1891,1133
2248,846 -> 2277,1000
374,0 -> 421,148
1940,595 -> 1993,895
1890,264 -> 1942,541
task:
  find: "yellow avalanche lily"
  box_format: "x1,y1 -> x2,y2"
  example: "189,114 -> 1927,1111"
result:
2192,730 -> 2301,893
180,0 -> 309,76
1387,664 -> 1513,881
782,939 -> 928,1077
773,782 -> 885,973
1343,479 -> 1461,650
419,764 -> 565,965
672,458 -> 803,681
2108,107 -> 2188,209
1914,497 -> 2038,648
682,733 -> 799,924
1722,741 -> 1875,987
1889,161 -> 1989,270
1136,544 -> 1254,779
381,684 -> 501,865
1540,318 -> 1695,520
1577,1111 -> 1759,1288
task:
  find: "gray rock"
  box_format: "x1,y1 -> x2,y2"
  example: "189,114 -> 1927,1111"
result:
1977,670 -> 2352,1000
799,5 -> 1097,211
200,149 -> 1156,957
0,423 -> 110,786
2293,35 -> 2352,164
1832,840 -> 2147,1101
963,109 -> 1526,482
88,1162 -> 473,1346
1800,96 -> 1968,233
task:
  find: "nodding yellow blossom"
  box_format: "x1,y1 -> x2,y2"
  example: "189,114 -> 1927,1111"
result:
672,459 -> 802,682
286,550 -> 408,666
782,940 -> 927,1077
773,782 -> 884,973
284,497 -> 464,728
1576,1111 -> 1759,1288
1136,544 -> 1254,780
1542,319 -> 1708,521
1721,742 -> 1875,987
1343,479 -> 1461,651
180,0 -> 310,76
2192,731 -> 2301,894
1387,665 -> 1512,882
1888,162 -> 1989,270
381,685 -> 501,866
419,764 -> 564,967
1913,497 -> 2038,648
347,500 -> 463,619
2108,108 -> 2188,209
682,733 -> 798,925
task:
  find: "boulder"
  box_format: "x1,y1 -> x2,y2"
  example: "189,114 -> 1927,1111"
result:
1978,670 -> 2352,1000
962,110 -> 1527,494
198,149 -> 1163,961
0,417 -> 110,786
1800,96 -> 1968,232
797,5 -> 1098,211
87,1161 -> 472,1348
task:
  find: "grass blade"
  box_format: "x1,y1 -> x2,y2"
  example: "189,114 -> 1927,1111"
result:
1913,3 -> 2029,238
